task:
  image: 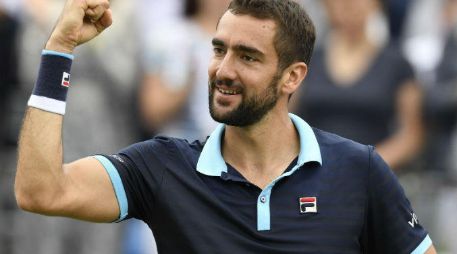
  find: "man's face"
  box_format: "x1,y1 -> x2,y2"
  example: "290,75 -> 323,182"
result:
208,11 -> 283,127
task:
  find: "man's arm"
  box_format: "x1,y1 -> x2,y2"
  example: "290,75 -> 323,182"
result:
376,80 -> 424,170
139,73 -> 192,132
365,147 -> 437,253
15,0 -> 119,222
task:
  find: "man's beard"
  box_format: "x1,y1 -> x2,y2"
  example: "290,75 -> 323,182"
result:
208,74 -> 281,127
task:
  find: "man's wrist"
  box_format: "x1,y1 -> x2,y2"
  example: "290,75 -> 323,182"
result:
45,35 -> 77,55
27,51 -> 74,115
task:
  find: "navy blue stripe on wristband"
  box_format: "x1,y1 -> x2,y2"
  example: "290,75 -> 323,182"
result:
32,52 -> 73,102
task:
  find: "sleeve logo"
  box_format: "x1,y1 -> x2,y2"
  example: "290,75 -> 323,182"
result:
408,212 -> 419,228
61,72 -> 71,87
110,154 -> 125,163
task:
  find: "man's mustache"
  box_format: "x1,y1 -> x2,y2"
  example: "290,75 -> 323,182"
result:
209,79 -> 243,89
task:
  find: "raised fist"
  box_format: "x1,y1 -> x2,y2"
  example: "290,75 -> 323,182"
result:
46,0 -> 112,53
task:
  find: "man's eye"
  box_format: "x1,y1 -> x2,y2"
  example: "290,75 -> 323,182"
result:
241,55 -> 256,62
213,47 -> 225,55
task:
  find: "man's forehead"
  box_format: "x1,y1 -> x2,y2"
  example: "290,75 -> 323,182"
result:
215,11 -> 277,48
217,11 -> 277,32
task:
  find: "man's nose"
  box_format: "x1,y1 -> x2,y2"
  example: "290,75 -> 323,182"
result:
216,53 -> 237,81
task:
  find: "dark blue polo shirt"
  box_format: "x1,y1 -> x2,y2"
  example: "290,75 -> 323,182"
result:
94,114 -> 432,253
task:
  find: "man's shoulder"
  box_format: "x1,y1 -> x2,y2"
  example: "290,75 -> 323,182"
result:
108,136 -> 206,177
312,128 -> 371,164
313,128 -> 368,149
121,136 -> 205,154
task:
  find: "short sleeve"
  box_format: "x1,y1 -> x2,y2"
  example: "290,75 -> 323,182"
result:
362,147 -> 432,254
390,44 -> 415,86
94,138 -> 171,222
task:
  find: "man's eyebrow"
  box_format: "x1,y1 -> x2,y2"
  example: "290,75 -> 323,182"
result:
212,38 -> 225,47
212,38 -> 265,56
234,44 -> 265,56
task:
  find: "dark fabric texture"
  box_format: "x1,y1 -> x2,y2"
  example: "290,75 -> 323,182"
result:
33,54 -> 73,101
102,129 -> 428,253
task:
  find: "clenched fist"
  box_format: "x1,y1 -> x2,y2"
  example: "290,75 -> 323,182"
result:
45,0 -> 112,54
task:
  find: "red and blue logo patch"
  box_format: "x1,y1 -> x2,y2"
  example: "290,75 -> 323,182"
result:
61,72 -> 70,87
299,197 -> 317,214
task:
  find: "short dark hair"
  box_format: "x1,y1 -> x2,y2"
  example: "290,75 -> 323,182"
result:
228,0 -> 316,70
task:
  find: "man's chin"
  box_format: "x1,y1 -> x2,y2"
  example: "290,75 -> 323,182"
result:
209,108 -> 232,124
210,108 -> 255,127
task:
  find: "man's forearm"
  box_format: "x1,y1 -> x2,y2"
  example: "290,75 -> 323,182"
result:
15,0 -> 112,213
14,0 -> 119,221
15,107 -> 65,214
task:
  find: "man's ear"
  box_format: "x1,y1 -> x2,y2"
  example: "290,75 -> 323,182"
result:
280,62 -> 308,95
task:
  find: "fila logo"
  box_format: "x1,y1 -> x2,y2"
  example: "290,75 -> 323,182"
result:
408,212 -> 419,228
110,154 -> 125,163
299,197 -> 317,213
61,72 -> 71,87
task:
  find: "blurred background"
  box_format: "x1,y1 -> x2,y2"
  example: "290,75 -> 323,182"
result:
1,0 -> 457,253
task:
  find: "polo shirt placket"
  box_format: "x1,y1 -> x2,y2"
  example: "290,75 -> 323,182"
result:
196,113 -> 322,231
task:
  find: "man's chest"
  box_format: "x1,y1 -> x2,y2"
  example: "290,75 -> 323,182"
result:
153,165 -> 366,249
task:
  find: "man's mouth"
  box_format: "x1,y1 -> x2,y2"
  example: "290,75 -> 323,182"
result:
217,87 -> 242,95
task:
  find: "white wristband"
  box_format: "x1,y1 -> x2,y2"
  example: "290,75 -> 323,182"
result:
28,95 -> 67,115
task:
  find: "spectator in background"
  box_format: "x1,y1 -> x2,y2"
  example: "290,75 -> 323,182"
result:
422,0 -> 457,186
385,0 -> 411,40
11,0 -> 140,253
415,0 -> 457,251
0,5 -> 19,253
126,1 -> 231,253
292,0 -> 424,170
0,4 -> 19,144
138,0 -> 230,141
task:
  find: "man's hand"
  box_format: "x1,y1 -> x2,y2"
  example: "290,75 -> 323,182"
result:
45,0 -> 112,54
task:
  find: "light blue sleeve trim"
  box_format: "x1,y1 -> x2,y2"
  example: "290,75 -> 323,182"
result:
42,49 -> 74,60
93,155 -> 129,222
411,235 -> 432,254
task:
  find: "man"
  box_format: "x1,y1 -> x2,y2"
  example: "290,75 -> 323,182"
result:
15,0 -> 436,253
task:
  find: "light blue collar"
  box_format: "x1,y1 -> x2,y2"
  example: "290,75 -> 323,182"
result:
196,113 -> 322,176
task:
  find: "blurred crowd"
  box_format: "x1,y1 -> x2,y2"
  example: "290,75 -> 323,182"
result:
1,0 -> 456,253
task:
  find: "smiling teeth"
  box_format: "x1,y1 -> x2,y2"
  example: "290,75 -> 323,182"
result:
218,88 -> 239,95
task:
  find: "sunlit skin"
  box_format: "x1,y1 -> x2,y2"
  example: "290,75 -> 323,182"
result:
208,11 -> 284,125
206,11 -> 308,189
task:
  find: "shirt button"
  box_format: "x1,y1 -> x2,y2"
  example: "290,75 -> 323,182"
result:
260,196 -> 267,203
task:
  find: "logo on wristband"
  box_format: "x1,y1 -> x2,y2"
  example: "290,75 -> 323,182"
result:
61,72 -> 71,87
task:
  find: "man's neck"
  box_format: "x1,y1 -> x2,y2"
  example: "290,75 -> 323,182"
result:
221,111 -> 300,189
